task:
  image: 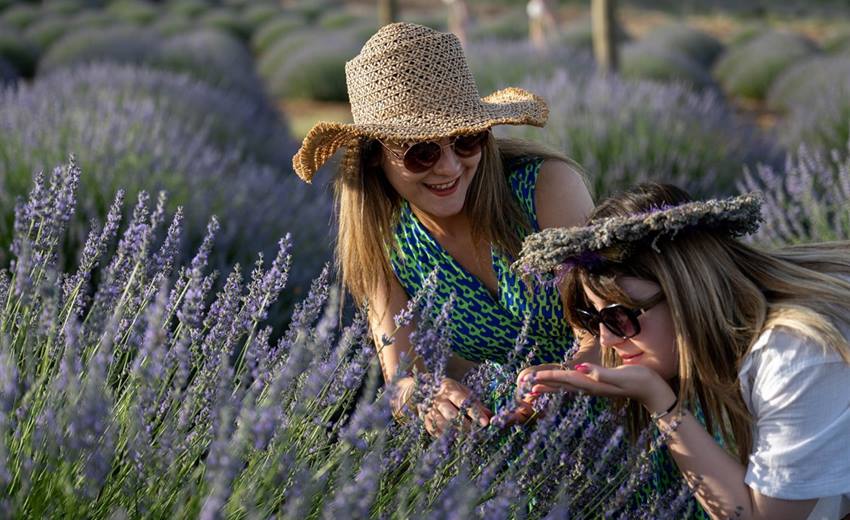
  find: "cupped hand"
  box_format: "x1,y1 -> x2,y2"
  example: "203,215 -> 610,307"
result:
420,377 -> 493,437
518,363 -> 676,413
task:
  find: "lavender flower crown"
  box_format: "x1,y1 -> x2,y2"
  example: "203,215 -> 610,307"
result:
514,192 -> 764,276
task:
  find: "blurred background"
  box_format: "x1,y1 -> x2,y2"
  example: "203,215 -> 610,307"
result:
1,0 -> 849,314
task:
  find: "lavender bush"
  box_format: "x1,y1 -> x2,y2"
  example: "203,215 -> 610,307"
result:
0,157 -> 697,518
779,82 -> 850,153
251,14 -> 305,54
621,42 -> 718,91
0,2 -> 38,29
0,63 -> 329,301
166,0 -> 208,18
741,144 -> 850,244
465,40 -> 595,98
105,0 -> 159,25
23,17 -> 68,49
505,70 -> 777,198
198,7 -> 252,41
0,56 -> 16,86
150,28 -> 267,103
766,55 -> 850,112
261,29 -> 366,102
37,25 -> 159,76
638,24 -> 724,68
0,24 -> 38,77
713,30 -> 818,100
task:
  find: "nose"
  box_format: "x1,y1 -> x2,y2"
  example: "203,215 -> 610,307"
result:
431,141 -> 463,176
598,322 -> 626,348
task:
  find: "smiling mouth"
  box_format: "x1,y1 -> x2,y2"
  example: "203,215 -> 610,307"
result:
424,177 -> 459,191
620,352 -> 643,361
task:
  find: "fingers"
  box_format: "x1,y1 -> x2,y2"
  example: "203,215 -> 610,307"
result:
520,363 -> 629,398
422,378 -> 493,436
442,380 -> 492,427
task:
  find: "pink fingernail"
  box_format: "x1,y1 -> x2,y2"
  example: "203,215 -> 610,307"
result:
575,363 -> 590,374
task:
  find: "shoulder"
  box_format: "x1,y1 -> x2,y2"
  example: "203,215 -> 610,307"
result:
534,159 -> 594,230
741,326 -> 850,499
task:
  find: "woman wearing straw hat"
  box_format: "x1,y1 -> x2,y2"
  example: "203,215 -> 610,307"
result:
293,23 -> 595,436
515,183 -> 850,519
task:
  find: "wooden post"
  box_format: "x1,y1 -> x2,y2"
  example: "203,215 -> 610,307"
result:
378,0 -> 398,26
591,0 -> 618,73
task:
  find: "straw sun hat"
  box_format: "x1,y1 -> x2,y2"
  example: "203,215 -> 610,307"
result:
292,22 -> 550,182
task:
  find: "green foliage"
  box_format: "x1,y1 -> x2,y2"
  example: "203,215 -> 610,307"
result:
0,24 -> 38,77
0,2 -> 39,29
166,0 -> 208,18
41,0 -> 86,17
198,7 -> 253,41
639,23 -> 723,67
67,9 -> 117,32
38,25 -> 158,75
318,10 -> 369,30
713,30 -> 818,100
151,13 -> 194,37
24,17 -> 69,49
241,3 -> 283,32
621,42 -> 717,90
251,14 -> 306,54
105,0 -> 159,24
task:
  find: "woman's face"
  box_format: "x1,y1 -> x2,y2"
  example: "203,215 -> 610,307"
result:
582,277 -> 679,380
380,136 -> 482,219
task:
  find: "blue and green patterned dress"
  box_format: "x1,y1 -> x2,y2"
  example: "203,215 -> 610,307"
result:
389,157 -> 573,365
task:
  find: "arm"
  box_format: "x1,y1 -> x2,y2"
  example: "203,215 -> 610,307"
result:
523,364 -> 820,520
368,274 -> 492,434
535,159 -> 599,367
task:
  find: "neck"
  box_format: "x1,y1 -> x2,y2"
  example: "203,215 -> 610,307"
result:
411,205 -> 471,240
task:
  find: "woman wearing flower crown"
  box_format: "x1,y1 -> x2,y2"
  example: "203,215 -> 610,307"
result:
291,23 -> 595,436
516,183 -> 850,519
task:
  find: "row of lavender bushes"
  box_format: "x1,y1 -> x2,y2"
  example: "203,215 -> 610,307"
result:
0,157 -> 700,518
1,135 -> 847,517
0,63 -> 333,316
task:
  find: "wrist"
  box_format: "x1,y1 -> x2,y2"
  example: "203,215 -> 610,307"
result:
641,378 -> 677,417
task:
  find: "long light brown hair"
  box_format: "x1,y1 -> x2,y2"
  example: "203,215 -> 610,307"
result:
562,183 -> 850,463
336,134 -> 575,306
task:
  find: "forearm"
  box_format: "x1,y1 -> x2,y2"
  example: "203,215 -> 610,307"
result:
656,410 -> 753,520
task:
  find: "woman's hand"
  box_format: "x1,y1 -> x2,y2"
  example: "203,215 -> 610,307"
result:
419,377 -> 493,437
519,362 -> 677,414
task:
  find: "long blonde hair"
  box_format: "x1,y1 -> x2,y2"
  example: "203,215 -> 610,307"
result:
562,183 -> 850,463
336,135 -> 574,305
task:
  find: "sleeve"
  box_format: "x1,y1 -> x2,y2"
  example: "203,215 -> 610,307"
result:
743,328 -> 850,500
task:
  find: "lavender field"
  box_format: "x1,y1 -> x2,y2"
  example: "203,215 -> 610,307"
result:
0,0 -> 849,518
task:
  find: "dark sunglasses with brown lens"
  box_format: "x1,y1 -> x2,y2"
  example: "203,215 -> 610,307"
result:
380,130 -> 489,173
574,292 -> 665,339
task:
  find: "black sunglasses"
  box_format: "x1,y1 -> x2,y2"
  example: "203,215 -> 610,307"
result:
574,293 -> 665,339
380,130 -> 489,173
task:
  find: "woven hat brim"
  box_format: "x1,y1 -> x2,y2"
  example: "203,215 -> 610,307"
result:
292,87 -> 548,182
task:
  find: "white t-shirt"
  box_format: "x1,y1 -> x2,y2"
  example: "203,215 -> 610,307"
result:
738,321 -> 850,520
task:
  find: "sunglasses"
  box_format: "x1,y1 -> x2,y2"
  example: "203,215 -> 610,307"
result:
380,131 -> 489,173
574,293 -> 665,339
